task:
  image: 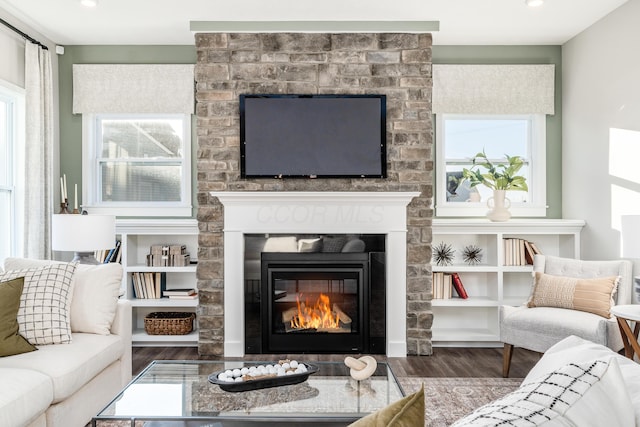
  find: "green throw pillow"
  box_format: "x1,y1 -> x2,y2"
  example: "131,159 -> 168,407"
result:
0,277 -> 37,357
349,385 -> 424,427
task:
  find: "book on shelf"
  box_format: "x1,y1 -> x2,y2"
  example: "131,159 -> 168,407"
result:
503,238 -> 542,266
93,240 -> 122,264
450,272 -> 469,299
131,272 -> 166,299
163,288 -> 197,297
167,294 -> 198,300
431,272 -> 453,300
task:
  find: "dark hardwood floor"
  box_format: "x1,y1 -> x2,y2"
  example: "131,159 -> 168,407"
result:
132,346 -> 540,378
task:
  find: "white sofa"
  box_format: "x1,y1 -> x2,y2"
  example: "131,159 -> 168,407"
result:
454,335 -> 640,426
0,258 -> 132,427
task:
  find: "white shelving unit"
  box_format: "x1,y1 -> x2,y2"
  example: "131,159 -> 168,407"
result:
116,219 -> 199,347
431,219 -> 585,347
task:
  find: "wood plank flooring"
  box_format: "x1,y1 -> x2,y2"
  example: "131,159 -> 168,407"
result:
132,346 -> 541,378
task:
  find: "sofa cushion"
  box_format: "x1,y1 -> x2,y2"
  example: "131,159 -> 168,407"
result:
0,277 -> 37,357
0,368 -> 53,427
5,258 -> 123,335
263,236 -> 298,252
349,385 -> 424,426
298,238 -> 323,252
527,272 -> 619,318
322,236 -> 347,252
499,305 -> 616,353
453,356 -> 634,427
0,262 -> 76,345
524,335 -> 640,425
0,332 -> 124,402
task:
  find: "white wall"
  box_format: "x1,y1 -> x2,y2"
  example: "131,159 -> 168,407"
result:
562,0 -> 640,260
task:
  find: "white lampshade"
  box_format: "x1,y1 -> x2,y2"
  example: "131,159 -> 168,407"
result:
52,214 -> 115,252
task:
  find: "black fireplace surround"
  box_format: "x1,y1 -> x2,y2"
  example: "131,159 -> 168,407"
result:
244,236 -> 386,354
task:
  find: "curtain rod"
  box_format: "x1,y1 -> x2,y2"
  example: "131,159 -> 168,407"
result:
0,17 -> 49,50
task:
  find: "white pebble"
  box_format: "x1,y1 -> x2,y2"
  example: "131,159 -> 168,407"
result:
282,362 -> 290,370
297,363 -> 306,370
234,377 -> 243,382
277,369 -> 286,376
241,367 -> 249,375
217,373 -> 228,381
249,366 -> 257,372
225,377 -> 235,382
232,368 -> 242,377
290,360 -> 298,369
286,370 -> 295,375
224,369 -> 233,377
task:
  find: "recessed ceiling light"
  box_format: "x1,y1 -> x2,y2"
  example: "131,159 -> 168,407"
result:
80,0 -> 98,7
525,0 -> 544,6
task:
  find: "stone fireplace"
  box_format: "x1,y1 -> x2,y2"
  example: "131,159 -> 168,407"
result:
195,32 -> 433,356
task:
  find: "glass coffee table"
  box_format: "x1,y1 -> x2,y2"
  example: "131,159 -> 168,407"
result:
92,360 -> 405,426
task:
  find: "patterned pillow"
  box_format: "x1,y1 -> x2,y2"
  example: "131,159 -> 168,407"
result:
526,272 -> 619,318
452,357 -> 634,427
321,236 -> 347,253
0,262 -> 77,345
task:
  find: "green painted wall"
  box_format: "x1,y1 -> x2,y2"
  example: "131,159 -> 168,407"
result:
58,44 -> 561,218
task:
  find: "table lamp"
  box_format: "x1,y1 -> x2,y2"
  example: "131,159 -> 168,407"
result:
52,214 -> 116,264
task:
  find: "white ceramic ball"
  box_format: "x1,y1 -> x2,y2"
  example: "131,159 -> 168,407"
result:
290,360 -> 298,369
232,368 -> 242,377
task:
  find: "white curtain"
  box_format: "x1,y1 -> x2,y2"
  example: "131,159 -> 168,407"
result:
22,42 -> 54,259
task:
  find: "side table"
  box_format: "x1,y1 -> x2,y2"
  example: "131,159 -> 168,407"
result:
610,304 -> 640,359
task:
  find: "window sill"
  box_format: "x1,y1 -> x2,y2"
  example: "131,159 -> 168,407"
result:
435,204 -> 547,218
81,205 -> 193,217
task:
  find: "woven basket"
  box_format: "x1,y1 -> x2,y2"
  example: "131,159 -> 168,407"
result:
144,312 -> 195,335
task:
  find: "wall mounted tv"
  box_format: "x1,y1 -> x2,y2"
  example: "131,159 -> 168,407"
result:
240,94 -> 387,179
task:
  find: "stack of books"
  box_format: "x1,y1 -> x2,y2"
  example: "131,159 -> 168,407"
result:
147,244 -> 191,267
162,288 -> 198,300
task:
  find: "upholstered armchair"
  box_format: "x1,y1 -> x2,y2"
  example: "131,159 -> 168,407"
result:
500,255 -> 633,377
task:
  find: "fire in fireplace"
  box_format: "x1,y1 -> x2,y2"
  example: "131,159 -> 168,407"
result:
253,252 -> 385,354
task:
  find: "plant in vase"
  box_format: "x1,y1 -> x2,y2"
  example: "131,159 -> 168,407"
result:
462,150 -> 528,221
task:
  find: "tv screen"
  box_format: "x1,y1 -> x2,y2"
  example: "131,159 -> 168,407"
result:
240,94 -> 387,178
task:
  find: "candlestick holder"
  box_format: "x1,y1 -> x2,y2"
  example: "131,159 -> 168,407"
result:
59,199 -> 71,214
72,208 -> 80,214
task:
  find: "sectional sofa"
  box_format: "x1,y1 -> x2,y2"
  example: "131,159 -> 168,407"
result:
0,258 -> 132,427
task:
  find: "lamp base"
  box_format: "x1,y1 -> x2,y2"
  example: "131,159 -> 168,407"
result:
72,251 -> 100,265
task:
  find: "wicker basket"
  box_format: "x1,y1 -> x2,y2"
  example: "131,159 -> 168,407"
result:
144,312 -> 195,335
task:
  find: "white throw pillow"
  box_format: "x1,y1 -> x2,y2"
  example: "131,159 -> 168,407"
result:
70,263 -> 123,334
263,236 -> 298,252
4,258 -> 123,335
297,238 -> 322,252
0,262 -> 77,345
453,356 -> 635,427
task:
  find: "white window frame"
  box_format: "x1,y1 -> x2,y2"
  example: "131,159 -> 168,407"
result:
0,80 -> 25,262
435,113 -> 547,217
81,113 -> 192,217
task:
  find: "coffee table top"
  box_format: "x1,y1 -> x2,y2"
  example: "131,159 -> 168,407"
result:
93,359 -> 404,425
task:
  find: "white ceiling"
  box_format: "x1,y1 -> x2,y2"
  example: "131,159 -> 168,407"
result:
0,0 -> 629,46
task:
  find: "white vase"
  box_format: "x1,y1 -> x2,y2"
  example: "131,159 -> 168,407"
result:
486,190 -> 511,222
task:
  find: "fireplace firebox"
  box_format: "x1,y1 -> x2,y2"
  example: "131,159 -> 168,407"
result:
245,251 -> 385,354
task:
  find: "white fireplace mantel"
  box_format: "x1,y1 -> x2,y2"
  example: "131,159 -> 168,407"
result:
211,191 -> 420,357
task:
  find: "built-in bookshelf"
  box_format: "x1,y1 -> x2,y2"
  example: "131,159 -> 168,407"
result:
116,219 -> 198,347
431,219 -> 585,347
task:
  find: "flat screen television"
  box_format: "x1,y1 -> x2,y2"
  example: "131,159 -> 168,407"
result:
240,94 -> 387,178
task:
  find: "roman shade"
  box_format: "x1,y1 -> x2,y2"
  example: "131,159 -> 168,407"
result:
72,64 -> 194,114
432,64 -> 555,114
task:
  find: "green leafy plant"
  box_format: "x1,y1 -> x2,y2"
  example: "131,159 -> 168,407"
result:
462,150 -> 528,192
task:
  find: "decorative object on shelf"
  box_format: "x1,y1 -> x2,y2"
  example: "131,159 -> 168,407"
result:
144,312 -> 195,335
433,241 -> 455,266
462,245 -> 483,265
52,213 -> 116,264
345,355 -> 378,381
462,150 -> 528,222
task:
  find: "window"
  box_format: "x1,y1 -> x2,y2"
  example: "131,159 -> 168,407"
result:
82,114 -> 192,217
0,81 -> 25,262
435,114 -> 546,217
